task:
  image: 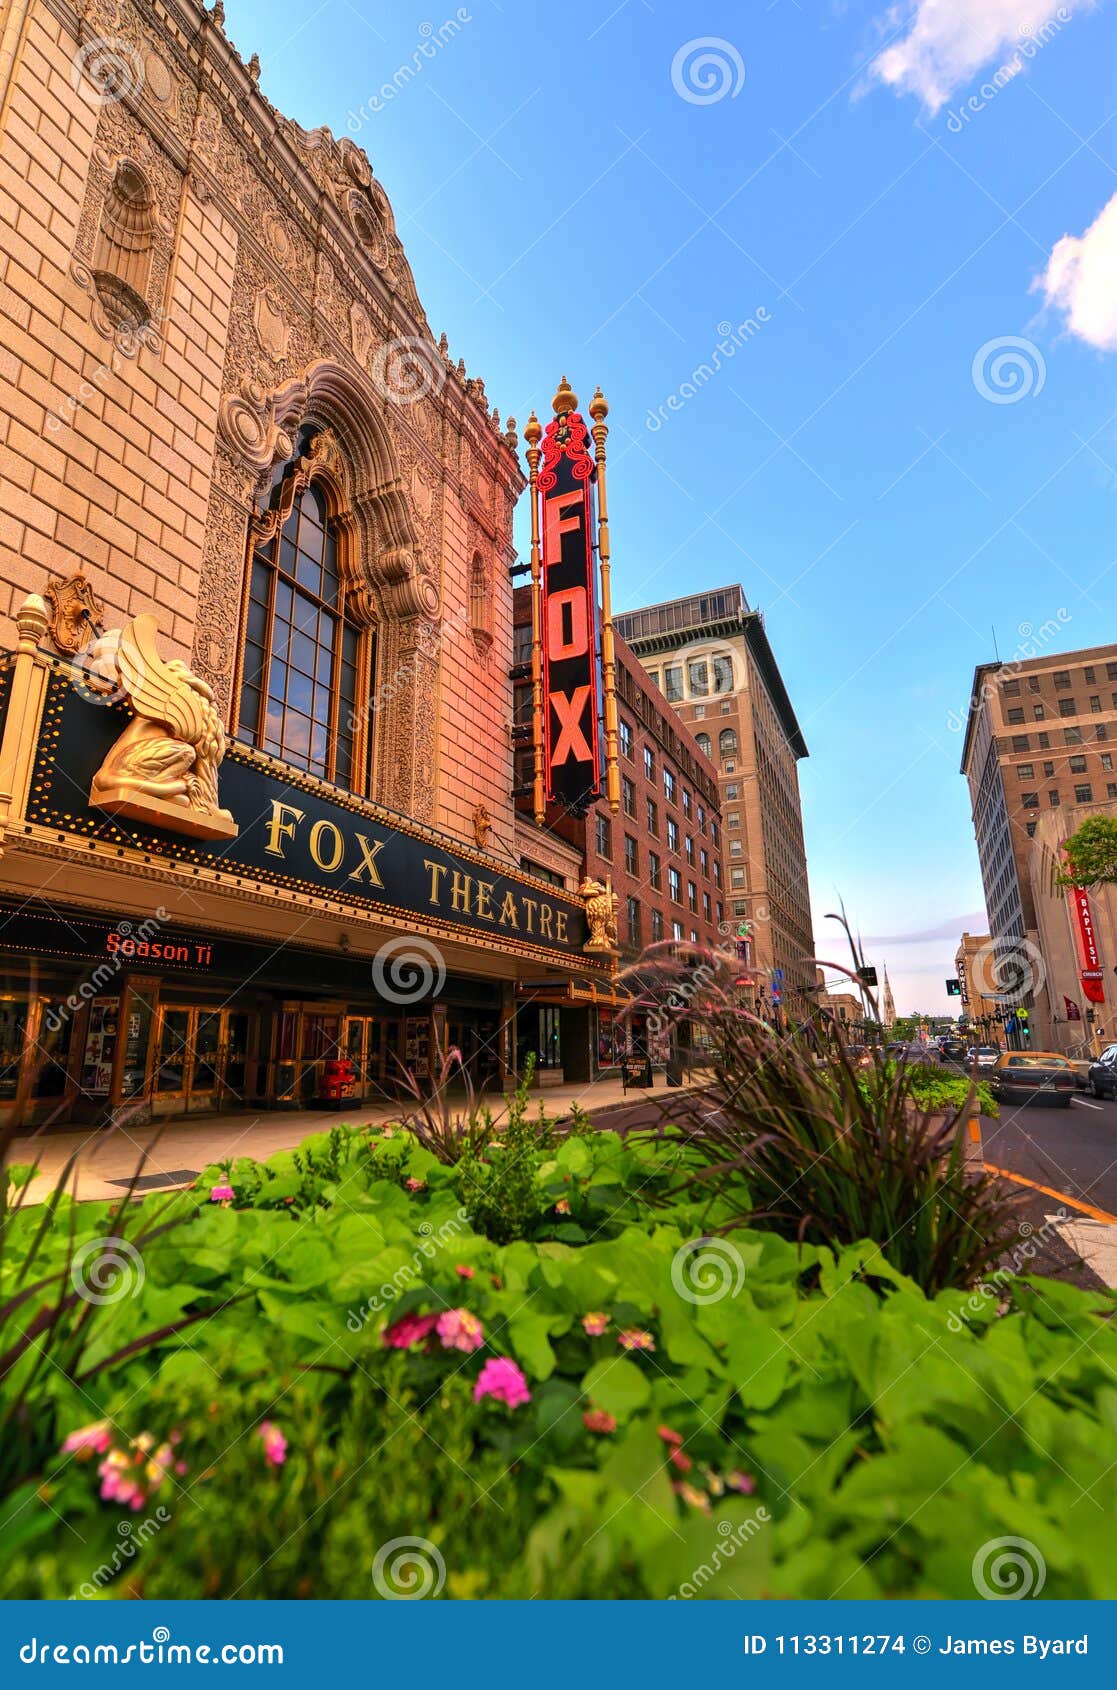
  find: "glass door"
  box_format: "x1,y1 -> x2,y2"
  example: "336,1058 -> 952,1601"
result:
154,1007 -> 255,1111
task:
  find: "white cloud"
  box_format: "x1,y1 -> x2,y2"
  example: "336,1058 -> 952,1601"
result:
1040,192 -> 1117,351
870,1 -> 1094,114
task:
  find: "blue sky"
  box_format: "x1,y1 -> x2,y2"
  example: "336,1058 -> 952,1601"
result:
228,0 -> 1117,1013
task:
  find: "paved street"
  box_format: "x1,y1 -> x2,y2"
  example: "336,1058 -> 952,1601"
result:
981,1091 -> 1117,1218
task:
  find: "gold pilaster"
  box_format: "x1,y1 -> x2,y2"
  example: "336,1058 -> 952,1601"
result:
0,593 -> 50,855
589,387 -> 620,815
523,410 -> 546,827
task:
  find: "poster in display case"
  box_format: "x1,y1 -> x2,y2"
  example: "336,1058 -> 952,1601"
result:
80,997 -> 120,1096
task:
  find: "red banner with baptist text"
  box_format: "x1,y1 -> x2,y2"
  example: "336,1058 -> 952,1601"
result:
1068,885 -> 1105,1004
537,405 -> 603,815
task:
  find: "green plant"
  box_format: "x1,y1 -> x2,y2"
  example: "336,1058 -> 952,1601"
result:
1056,814 -> 1117,889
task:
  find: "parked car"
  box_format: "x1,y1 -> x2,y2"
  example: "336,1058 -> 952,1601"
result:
968,1046 -> 1000,1070
1061,1057 -> 1093,1091
988,1051 -> 1077,1108
1086,1044 -> 1117,1100
938,1038 -> 967,1063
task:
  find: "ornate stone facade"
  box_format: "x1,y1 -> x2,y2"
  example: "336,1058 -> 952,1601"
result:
0,0 -> 523,846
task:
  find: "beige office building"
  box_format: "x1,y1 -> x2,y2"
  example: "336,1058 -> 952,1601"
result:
614,586 -> 815,1014
960,644 -> 1117,1029
954,931 -> 1003,1037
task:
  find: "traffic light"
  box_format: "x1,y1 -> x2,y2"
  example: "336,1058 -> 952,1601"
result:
945,978 -> 961,996
858,966 -> 878,987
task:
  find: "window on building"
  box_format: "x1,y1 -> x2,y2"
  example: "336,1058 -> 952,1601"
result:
1017,763 -> 1034,779
647,670 -> 661,693
1070,755 -> 1087,774
1091,696 -> 1102,713
729,839 -> 743,856
720,700 -> 731,715
700,847 -> 709,876
1011,735 -> 1029,752
239,474 -> 368,789
595,814 -> 611,857
622,774 -> 635,817
1054,670 -> 1071,688
1109,785 -> 1117,800
719,728 -> 739,757
469,553 -> 491,641
713,860 -> 721,887
1065,727 -> 1083,745
713,655 -> 734,694
682,788 -> 692,818
1075,783 -> 1093,803
697,803 -> 707,834
1021,792 -> 1039,808
1098,725 -> 1109,742
664,665 -> 683,703
688,659 -> 709,696
619,718 -> 633,760
624,835 -> 638,875
513,621 -> 532,665
664,767 -> 677,804
685,834 -> 695,865
724,760 -> 736,775
1037,732 -> 1050,748
1032,704 -> 1045,720
646,797 -> 658,837
732,900 -> 747,917
651,909 -> 663,943
1049,790 -> 1060,806
695,732 -> 712,759
672,920 -> 684,942
1026,821 -> 1037,837
1085,666 -> 1097,684
687,881 -> 697,914
728,812 -> 741,829
711,819 -> 720,848
1043,761 -> 1055,777
1103,754 -> 1114,772
726,783 -> 739,800
731,866 -> 746,888
648,851 -> 661,891
1059,698 -> 1078,717
694,704 -> 706,719
1002,679 -> 1021,696
1007,708 -> 1025,724
703,891 -> 711,922
667,817 -> 679,853
626,896 -> 640,946
668,867 -> 681,903
644,746 -> 655,780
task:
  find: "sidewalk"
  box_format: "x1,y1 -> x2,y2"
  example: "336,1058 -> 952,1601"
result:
7,1070 -> 712,1205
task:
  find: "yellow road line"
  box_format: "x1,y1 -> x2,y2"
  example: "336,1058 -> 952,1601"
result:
982,1162 -> 1117,1226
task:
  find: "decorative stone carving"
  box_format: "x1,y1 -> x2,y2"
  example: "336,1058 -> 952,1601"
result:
253,288 -> 291,362
581,876 -> 620,953
44,573 -> 105,654
87,615 -> 238,840
472,805 -> 491,849
143,51 -> 174,106
350,300 -> 374,367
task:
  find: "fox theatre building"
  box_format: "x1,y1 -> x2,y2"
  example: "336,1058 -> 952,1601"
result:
0,0 -> 611,1130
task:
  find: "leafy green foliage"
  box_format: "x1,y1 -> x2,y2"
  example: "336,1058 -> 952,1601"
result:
1057,814 -> 1117,889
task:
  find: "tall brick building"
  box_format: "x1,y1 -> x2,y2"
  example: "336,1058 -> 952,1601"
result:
510,588 -> 726,1073
0,0 -> 612,1127
614,586 -> 815,1019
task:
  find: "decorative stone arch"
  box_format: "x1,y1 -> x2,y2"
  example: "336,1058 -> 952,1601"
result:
212,358 -> 443,817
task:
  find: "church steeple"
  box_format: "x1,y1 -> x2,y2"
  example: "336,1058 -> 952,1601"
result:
882,963 -> 896,1029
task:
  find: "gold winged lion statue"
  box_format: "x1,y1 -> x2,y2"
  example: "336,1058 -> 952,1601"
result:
87,614 -> 238,841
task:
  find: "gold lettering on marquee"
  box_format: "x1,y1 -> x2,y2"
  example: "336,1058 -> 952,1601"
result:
499,891 -> 519,928
523,897 -> 538,934
556,911 -> 568,943
349,833 -> 386,888
538,905 -> 553,940
309,818 -> 344,872
424,860 -> 449,904
475,880 -> 495,922
264,801 -> 305,859
450,870 -> 471,912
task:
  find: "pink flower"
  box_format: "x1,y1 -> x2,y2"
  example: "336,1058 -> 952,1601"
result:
555,1197 -> 571,1215
61,1420 -> 112,1458
726,1470 -> 757,1495
97,1449 -> 145,1509
657,1425 -> 683,1447
145,1441 -> 176,1488
455,1264 -> 475,1279
436,1308 -> 484,1353
209,1183 -> 235,1202
582,1408 -> 616,1434
669,1447 -> 692,1473
581,1312 -> 609,1337
618,1328 -> 655,1352
473,1357 -> 531,1408
405,1177 -> 426,1193
383,1312 -> 439,1350
258,1421 -> 287,1467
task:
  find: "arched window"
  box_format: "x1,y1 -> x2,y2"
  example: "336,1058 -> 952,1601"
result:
719,728 -> 738,758
470,552 -> 491,642
238,476 -> 369,790
695,732 -> 711,759
92,161 -> 155,330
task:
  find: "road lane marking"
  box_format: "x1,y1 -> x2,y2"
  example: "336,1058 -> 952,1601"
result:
1071,1096 -> 1104,1110
983,1162 -> 1117,1226
968,1116 -> 982,1143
